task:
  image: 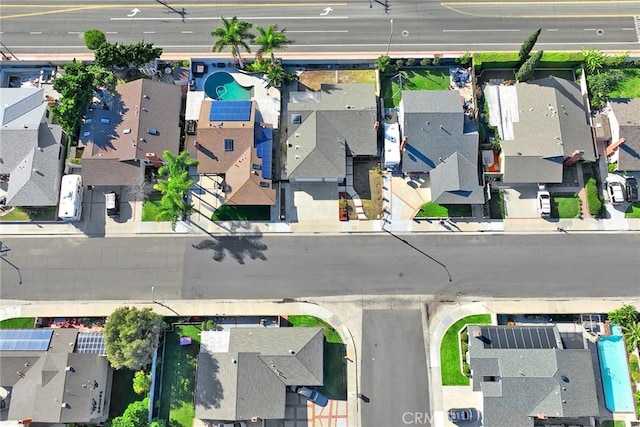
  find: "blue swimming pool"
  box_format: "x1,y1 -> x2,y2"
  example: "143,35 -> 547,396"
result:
597,335 -> 634,413
204,71 -> 253,101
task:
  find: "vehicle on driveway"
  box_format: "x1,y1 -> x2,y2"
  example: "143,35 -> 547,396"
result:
607,181 -> 625,205
447,408 -> 479,423
105,191 -> 120,219
294,386 -> 329,407
625,176 -> 638,202
536,189 -> 551,217
216,422 -> 246,427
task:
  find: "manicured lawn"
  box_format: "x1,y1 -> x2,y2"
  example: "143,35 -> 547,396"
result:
0,206 -> 56,221
0,318 -> 35,329
382,68 -> 451,107
109,369 -> 138,418
142,199 -> 170,222
626,202 -> 640,218
159,325 -> 201,427
415,202 -> 472,218
552,194 -> 581,218
600,421 -> 626,427
211,204 -> 270,221
608,68 -> 640,98
440,314 -> 492,386
288,315 -> 346,400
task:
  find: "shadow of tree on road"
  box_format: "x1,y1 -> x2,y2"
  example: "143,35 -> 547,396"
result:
191,222 -> 268,264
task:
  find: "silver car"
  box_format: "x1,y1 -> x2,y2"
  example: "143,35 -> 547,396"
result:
447,408 -> 479,423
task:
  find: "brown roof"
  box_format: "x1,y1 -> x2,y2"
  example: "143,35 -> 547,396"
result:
195,99 -> 256,174
82,158 -> 141,186
80,79 -> 181,185
224,146 -> 276,205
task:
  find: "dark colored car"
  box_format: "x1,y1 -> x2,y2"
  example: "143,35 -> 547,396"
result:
447,408 -> 479,423
625,177 -> 638,202
295,386 -> 329,407
105,192 -> 120,219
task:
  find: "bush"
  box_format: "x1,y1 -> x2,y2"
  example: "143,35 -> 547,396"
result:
432,55 -> 441,66
462,362 -> 470,377
406,58 -> 417,67
395,59 -> 405,69
456,52 -> 472,66
460,330 -> 468,343
420,58 -> 432,66
461,341 -> 468,354
84,29 -> 106,50
375,55 -> 392,74
585,177 -> 603,216
608,162 -> 618,173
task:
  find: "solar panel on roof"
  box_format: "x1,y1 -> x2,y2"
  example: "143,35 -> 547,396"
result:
0,329 -> 53,351
209,100 -> 251,122
261,140 -> 272,179
76,332 -> 106,355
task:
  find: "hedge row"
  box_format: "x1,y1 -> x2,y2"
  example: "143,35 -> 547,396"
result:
585,177 -> 603,216
473,51 -> 586,71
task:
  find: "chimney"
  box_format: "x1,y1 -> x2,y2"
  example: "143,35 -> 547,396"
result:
400,136 -> 408,152
606,138 -> 626,157
564,150 -> 585,166
65,366 -> 75,373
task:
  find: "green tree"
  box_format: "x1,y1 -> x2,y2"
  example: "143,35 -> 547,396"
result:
375,55 -> 392,74
585,177 -> 603,216
211,16 -> 254,69
84,29 -> 106,50
624,322 -> 640,352
515,50 -> 543,82
254,24 -> 291,63
265,61 -> 290,87
608,305 -> 639,329
104,307 -> 164,370
132,370 -> 152,395
587,69 -> 623,109
94,41 -> 162,69
149,420 -> 166,427
153,150 -> 199,223
518,28 -> 541,64
108,398 -> 149,427
456,51 -> 472,66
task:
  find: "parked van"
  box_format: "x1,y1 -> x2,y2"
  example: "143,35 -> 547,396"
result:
58,174 -> 83,221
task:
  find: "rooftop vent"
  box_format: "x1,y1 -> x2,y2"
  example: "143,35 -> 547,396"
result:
65,366 -> 75,373
147,129 -> 159,136
289,349 -> 296,355
61,402 -> 70,409
123,128 -> 131,134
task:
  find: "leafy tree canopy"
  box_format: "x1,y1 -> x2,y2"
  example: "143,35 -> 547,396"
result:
108,398 -> 149,427
608,305 -> 639,329
254,24 -> 291,62
94,41 -> 163,69
132,370 -> 152,395
518,28 -> 541,62
515,50 -> 543,82
587,69 -> 623,109
211,16 -> 254,68
104,307 -> 164,370
84,29 -> 106,50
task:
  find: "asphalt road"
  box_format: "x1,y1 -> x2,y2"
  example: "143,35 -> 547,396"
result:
0,234 -> 638,301
0,0 -> 638,55
360,309 -> 430,427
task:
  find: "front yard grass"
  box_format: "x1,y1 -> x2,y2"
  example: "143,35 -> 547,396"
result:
441,314 -> 492,386
159,325 -> 202,427
288,315 -> 346,400
0,318 -> 35,329
552,194 -> 581,218
382,68 -> 451,107
354,161 -> 383,220
141,199 -> 170,222
626,202 -> 640,218
211,204 -> 270,221
608,68 -> 640,98
415,202 -> 472,218
0,206 -> 57,222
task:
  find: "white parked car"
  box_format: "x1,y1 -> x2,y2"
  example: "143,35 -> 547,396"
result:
536,190 -> 551,217
607,181 -> 625,204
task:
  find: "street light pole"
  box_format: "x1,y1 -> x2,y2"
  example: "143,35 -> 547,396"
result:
386,19 -> 394,56
0,241 -> 22,285
151,286 -> 155,302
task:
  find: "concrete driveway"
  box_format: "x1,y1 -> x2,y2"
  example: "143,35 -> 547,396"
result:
81,185 -> 140,236
288,182 -> 339,223
603,173 -> 631,230
501,184 -> 538,218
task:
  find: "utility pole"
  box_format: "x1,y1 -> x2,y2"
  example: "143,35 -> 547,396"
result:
0,241 -> 22,285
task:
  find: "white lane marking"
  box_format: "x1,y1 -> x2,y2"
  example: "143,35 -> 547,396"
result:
29,31 -> 42,34
143,31 -> 156,34
546,29 -> 559,31
181,31 -> 194,34
621,27 -> 634,30
584,28 -> 596,30
106,31 -> 118,34
288,30 -> 348,33
634,16 -> 640,42
68,31 -> 82,34
110,16 -> 349,20
442,29 -> 520,32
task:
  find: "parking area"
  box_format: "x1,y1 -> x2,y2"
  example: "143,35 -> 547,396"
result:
501,184 -> 538,218
81,185 -> 140,236
286,182 -> 340,223
441,387 -> 483,426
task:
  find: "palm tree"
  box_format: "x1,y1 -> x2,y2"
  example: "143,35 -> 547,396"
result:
623,322 -> 640,352
211,16 -> 254,68
608,305 -> 639,329
254,24 -> 291,63
153,150 -> 199,223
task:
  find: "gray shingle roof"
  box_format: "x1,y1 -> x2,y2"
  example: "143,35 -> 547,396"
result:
286,84 -> 377,180
468,325 -> 599,427
500,77 -> 596,183
0,88 -> 64,206
609,98 -> 640,171
430,152 -> 484,204
195,327 -> 324,422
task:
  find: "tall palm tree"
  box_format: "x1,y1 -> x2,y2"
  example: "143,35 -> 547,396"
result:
211,16 -> 254,68
153,150 -> 199,223
254,24 -> 291,63
608,305 -> 639,329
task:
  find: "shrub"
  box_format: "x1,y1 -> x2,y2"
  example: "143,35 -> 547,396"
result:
84,29 -> 106,50
375,55 -> 392,74
420,58 -> 432,66
456,52 -> 472,66
460,330 -> 468,343
432,55 -> 441,66
461,341 -> 468,354
608,162 -> 618,173
462,362 -> 470,377
406,57 -> 417,67
395,59 -> 405,69
585,177 -> 603,216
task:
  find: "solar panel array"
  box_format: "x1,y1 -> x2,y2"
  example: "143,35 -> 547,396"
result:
209,101 -> 251,122
0,329 -> 53,351
76,332 -> 106,355
256,127 -> 273,179
479,327 -> 558,350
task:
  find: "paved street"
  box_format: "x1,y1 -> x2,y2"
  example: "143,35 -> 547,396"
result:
361,309 -> 430,427
0,0 -> 638,55
0,234 -> 638,300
